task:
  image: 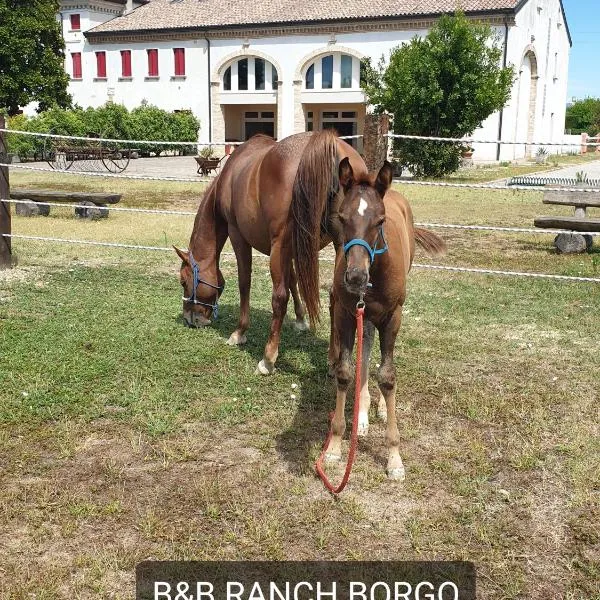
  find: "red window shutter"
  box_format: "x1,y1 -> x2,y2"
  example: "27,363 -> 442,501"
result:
174,48 -> 185,76
72,53 -> 82,79
148,49 -> 159,76
121,50 -> 132,77
70,14 -> 81,30
96,52 -> 107,78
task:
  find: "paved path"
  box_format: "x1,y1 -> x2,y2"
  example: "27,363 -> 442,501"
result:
531,158 -> 600,180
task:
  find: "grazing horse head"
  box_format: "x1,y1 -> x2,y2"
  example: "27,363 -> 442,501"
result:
332,157 -> 393,295
174,246 -> 224,328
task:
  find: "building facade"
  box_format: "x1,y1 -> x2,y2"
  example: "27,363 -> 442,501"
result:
57,0 -> 572,162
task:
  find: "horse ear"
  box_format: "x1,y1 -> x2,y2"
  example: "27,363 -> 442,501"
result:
374,161 -> 393,198
173,246 -> 189,264
338,157 -> 354,191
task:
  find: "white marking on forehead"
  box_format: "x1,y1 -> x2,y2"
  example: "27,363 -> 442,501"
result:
358,197 -> 368,216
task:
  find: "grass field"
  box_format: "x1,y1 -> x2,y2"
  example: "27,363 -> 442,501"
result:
1,170 -> 599,599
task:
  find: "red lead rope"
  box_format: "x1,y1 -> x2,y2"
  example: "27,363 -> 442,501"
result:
315,304 -> 365,494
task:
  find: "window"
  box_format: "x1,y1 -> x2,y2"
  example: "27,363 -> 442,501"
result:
147,49 -> 159,77
341,54 -> 352,88
305,53 -> 359,91
321,55 -> 333,89
95,52 -> 107,79
238,58 -> 248,90
70,14 -> 81,30
222,57 -> 277,92
305,64 -> 314,89
255,58 -> 265,90
174,48 -> 185,76
223,66 -> 231,90
121,50 -> 132,78
72,52 -> 82,79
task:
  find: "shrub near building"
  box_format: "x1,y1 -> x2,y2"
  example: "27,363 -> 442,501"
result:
6,103 -> 200,159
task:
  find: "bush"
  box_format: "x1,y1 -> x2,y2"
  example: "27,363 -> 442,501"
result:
5,103 -> 200,159
366,13 -> 514,178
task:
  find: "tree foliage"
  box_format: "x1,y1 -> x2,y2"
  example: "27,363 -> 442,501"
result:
365,13 -> 514,177
0,0 -> 71,115
565,98 -> 600,135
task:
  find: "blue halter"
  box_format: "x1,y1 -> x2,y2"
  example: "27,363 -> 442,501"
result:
343,225 -> 389,264
182,250 -> 224,319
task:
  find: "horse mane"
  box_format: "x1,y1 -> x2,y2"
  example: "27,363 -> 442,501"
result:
291,130 -> 339,327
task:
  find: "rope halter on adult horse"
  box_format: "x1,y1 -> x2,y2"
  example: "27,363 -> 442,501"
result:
182,250 -> 224,320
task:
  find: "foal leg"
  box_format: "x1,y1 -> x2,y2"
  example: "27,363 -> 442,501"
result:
289,265 -> 308,331
325,308 -> 356,461
327,288 -> 339,377
256,239 -> 290,375
357,320 -> 376,437
377,307 -> 405,481
226,225 -> 251,346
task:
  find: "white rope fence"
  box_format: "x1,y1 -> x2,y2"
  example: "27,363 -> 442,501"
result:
3,161 -> 600,193
3,198 -> 600,236
5,234 -> 600,284
386,132 -> 600,147
3,127 -> 600,148
0,162 -> 210,183
0,128 -> 360,146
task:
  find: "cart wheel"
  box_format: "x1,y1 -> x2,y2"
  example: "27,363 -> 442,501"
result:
43,129 -> 75,171
101,151 -> 130,173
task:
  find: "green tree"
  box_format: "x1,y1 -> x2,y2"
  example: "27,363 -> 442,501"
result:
0,0 -> 71,116
366,13 -> 514,177
565,98 -> 600,135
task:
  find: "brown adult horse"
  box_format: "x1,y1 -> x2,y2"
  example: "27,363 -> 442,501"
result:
298,158 -> 445,480
175,131 -> 368,375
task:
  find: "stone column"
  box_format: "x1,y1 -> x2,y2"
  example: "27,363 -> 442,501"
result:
362,112 -> 390,172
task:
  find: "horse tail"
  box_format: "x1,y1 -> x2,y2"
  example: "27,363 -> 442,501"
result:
414,228 -> 447,257
291,130 -> 338,327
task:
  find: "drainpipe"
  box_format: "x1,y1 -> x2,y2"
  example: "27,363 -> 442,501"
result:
496,16 -> 510,161
204,36 -> 212,144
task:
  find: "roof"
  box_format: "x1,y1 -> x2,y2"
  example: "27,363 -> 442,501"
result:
87,0 -> 520,35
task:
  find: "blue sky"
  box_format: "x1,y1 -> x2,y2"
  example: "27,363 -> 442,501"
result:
563,0 -> 600,100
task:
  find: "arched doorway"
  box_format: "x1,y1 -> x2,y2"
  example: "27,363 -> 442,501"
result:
514,49 -> 538,159
210,51 -> 282,147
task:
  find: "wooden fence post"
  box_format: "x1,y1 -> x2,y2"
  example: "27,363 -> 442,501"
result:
0,114 -> 12,269
362,113 -> 390,172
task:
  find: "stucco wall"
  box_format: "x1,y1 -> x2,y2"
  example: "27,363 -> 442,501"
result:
37,0 -> 572,164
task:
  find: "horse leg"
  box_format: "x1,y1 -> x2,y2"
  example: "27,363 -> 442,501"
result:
226,225 -> 251,346
256,240 -> 290,375
357,319 -> 376,437
377,307 -> 405,481
325,307 -> 356,461
327,287 -> 339,377
289,265 -> 308,331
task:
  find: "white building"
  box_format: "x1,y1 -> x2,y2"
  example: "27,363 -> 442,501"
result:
57,0 -> 572,162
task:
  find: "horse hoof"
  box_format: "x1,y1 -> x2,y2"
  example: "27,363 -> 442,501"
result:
255,359 -> 275,376
387,466 -> 405,481
226,331 -> 247,346
325,452 -> 341,463
294,318 -> 309,331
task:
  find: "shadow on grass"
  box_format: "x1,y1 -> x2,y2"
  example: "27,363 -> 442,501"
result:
202,301 -> 335,475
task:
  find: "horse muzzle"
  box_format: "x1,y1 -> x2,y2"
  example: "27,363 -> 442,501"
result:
183,309 -> 212,328
344,267 -> 369,294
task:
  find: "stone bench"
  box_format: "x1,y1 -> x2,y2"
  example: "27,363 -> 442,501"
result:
10,189 -> 121,220
534,188 -> 600,253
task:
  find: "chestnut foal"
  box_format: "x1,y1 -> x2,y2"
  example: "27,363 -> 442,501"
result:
325,158 -> 445,480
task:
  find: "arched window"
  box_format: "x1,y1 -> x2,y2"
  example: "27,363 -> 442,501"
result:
303,53 -> 361,91
221,57 -> 279,92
